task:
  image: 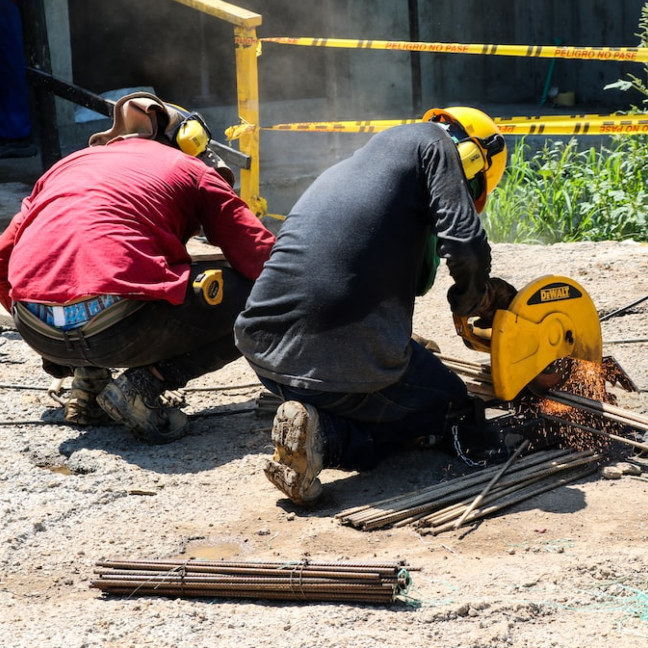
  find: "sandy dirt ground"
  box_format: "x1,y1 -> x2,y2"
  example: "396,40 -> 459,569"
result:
0,238 -> 647,648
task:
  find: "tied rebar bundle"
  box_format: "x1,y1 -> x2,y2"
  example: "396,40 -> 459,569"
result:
91,558 -> 417,605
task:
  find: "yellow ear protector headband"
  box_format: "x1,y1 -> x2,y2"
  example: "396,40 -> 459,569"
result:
165,105 -> 212,157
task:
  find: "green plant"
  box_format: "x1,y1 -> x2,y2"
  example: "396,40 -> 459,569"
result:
604,2 -> 648,101
483,136 -> 648,243
484,2 -> 648,244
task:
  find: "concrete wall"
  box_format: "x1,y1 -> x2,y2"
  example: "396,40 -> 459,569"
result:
415,0 -> 646,109
41,0 -> 648,212
44,1 -> 75,140
62,0 -> 648,118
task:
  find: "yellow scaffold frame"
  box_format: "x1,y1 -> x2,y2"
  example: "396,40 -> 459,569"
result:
171,1 -> 263,214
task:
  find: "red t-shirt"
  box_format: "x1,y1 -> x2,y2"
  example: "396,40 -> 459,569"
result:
0,138 -> 275,311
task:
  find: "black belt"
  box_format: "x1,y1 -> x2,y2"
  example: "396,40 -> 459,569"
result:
14,299 -> 145,340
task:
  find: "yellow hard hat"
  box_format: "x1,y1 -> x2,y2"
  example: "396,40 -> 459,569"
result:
423,106 -> 507,213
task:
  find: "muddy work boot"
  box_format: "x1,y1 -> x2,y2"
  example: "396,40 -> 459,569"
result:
96,368 -> 188,445
264,401 -> 325,506
64,367 -> 113,425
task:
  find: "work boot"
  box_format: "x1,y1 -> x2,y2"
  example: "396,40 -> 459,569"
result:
96,369 -> 188,445
264,401 -> 325,506
64,367 -> 113,425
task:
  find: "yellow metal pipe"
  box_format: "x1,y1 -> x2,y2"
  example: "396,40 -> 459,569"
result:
234,24 -> 262,214
169,0 -> 263,213
171,0 -> 262,27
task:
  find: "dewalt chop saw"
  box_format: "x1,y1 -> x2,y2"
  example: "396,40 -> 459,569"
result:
443,273 -> 647,464
453,275 -> 604,401
449,274 -> 646,463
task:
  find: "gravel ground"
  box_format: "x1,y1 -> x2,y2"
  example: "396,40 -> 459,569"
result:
0,239 -> 647,648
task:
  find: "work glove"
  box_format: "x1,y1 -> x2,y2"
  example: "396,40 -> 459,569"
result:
471,277 -> 517,328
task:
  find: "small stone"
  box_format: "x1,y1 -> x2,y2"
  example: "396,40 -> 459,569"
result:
616,462 -> 642,476
601,466 -> 623,480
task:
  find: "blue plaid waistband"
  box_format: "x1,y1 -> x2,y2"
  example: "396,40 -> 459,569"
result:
22,295 -> 124,331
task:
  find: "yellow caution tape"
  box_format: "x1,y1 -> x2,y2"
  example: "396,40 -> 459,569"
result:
268,119 -> 420,134
249,114 -> 648,137
260,37 -> 648,63
225,115 -> 648,138
496,113 -> 648,136
225,118 -> 257,141
248,194 -> 268,218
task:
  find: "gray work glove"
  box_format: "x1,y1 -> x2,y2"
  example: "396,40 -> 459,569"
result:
472,277 -> 517,327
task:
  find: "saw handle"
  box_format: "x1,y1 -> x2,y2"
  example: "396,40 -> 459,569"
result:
453,314 -> 492,353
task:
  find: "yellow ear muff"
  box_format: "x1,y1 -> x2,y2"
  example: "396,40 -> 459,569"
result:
456,140 -> 485,180
175,117 -> 210,157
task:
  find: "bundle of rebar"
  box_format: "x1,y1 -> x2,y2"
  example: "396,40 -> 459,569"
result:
435,354 -> 496,399
256,390 -> 282,416
337,448 -> 601,533
91,558 -> 416,605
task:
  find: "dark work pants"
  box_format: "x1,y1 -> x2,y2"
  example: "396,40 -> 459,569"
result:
14,261 -> 253,390
259,341 -> 471,471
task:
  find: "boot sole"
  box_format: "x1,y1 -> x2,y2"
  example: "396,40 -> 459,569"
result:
263,402 -> 323,504
97,384 -> 187,444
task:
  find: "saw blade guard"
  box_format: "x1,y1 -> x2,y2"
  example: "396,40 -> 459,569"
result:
490,275 -> 602,401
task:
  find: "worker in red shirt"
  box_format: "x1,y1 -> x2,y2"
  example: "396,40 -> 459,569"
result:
0,92 -> 275,444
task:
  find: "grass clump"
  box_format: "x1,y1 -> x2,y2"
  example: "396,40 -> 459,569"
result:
485,1 -> 648,245
484,136 -> 648,244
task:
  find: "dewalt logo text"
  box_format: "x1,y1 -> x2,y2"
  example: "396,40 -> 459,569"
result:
540,286 -> 570,302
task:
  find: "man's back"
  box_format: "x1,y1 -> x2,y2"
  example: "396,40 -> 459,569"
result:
235,122 -> 483,392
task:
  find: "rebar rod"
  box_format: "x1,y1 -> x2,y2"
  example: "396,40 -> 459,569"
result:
435,355 -> 493,382
419,467 -> 587,527
183,382 -> 261,392
339,450 -> 600,531
92,586 -> 394,603
545,390 -> 648,431
421,477 -> 550,527
421,465 -> 597,535
417,451 -> 600,528
453,440 -> 530,530
349,449 -> 589,526
336,448 -> 574,527
91,577 -> 401,592
93,566 -> 392,581
96,558 -> 411,571
599,295 -> 648,322
541,413 -> 648,453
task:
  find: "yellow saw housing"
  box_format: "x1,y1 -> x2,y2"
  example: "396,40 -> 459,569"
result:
490,275 -> 602,400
